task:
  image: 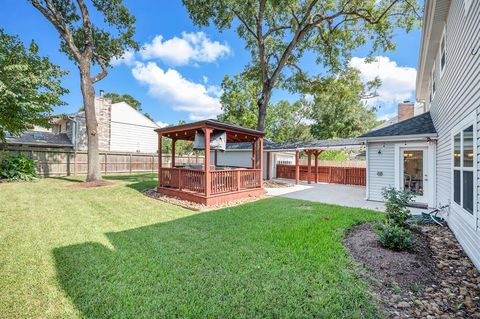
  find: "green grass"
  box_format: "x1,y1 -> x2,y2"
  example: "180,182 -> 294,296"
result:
0,173 -> 383,318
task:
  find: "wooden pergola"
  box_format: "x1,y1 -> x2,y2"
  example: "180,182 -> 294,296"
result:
155,120 -> 266,205
262,139 -> 365,185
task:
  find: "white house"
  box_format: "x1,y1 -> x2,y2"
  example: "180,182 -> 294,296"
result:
52,95 -> 159,153
361,0 -> 480,268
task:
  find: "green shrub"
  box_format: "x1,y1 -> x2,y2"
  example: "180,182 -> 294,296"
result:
382,187 -> 414,226
0,152 -> 37,181
376,223 -> 414,251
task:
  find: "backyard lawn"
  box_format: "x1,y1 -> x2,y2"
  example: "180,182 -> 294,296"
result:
0,173 -> 383,318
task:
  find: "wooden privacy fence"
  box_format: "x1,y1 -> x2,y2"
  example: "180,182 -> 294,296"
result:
276,164 -> 366,186
2,147 -> 203,177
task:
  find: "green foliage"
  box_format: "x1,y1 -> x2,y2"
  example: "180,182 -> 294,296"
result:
104,92 -> 141,110
376,223 -> 414,251
307,68 -> 378,139
218,74 -> 311,142
265,100 -> 312,142
30,0 -> 139,69
0,29 -> 68,142
183,0 -> 420,130
218,74 -> 260,129
382,187 -> 414,226
318,150 -> 349,161
0,153 -> 37,181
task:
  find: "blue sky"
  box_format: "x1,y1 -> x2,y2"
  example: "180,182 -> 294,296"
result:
1,0 -> 422,126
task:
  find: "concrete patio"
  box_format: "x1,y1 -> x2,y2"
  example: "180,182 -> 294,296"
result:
265,179 -> 429,214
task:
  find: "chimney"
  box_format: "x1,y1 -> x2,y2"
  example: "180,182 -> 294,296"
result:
398,101 -> 414,122
99,89 -> 105,97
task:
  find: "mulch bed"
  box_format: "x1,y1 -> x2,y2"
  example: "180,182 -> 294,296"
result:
144,188 -> 265,211
66,180 -> 115,188
345,222 -> 480,318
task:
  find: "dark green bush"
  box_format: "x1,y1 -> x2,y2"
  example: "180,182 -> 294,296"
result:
0,152 -> 37,181
382,187 -> 414,226
377,223 -> 414,251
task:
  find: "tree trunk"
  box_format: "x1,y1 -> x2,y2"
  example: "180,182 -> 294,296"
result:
256,86 -> 271,132
79,68 -> 101,182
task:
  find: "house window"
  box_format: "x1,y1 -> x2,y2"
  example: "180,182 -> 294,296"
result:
452,119 -> 476,215
440,31 -> 446,76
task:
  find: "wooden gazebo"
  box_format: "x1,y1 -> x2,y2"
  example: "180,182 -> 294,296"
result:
155,120 -> 265,205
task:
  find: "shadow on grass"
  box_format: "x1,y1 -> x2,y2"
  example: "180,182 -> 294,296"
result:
104,173 -> 157,192
53,198 -> 381,318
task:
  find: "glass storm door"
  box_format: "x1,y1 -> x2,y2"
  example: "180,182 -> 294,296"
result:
401,148 -> 428,203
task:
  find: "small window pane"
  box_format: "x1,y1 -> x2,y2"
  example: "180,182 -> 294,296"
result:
463,125 -> 474,167
463,171 -> 474,214
454,170 -> 461,205
454,133 -> 461,167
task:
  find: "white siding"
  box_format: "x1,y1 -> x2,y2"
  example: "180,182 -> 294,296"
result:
366,142 -> 395,201
428,1 -> 480,268
110,122 -> 158,153
109,102 -> 159,153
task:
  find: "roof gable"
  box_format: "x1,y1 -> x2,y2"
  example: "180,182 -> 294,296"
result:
360,112 -> 437,139
110,102 -> 158,127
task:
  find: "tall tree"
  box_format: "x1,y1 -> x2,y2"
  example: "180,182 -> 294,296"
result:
0,28 -> 67,143
307,67 -> 378,139
183,0 -> 420,131
30,0 -> 138,182
218,75 -> 311,142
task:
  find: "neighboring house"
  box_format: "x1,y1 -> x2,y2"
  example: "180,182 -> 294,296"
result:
361,0 -> 480,268
54,95 -> 159,153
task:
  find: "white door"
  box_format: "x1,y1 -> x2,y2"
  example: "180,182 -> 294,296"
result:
400,147 -> 428,204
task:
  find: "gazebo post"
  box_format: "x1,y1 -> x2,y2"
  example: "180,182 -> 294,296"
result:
171,138 -> 176,168
295,150 -> 300,184
214,149 -> 218,168
307,150 -> 312,184
158,133 -> 163,188
258,137 -> 264,187
203,127 -> 212,197
314,151 -> 319,183
252,140 -> 257,168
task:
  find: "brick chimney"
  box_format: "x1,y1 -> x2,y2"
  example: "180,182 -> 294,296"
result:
94,95 -> 112,151
398,101 -> 414,122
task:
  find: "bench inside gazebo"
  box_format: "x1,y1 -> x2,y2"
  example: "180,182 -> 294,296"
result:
155,120 -> 266,205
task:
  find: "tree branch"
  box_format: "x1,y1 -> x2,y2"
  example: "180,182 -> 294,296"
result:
30,0 -> 83,62
76,0 -> 94,55
91,53 -> 108,83
233,10 -> 258,40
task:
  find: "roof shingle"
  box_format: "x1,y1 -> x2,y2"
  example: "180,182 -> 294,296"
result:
359,112 -> 437,139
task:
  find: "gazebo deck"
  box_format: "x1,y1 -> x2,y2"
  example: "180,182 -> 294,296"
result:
155,120 -> 265,206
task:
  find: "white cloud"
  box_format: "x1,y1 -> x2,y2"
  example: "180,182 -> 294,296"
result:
349,56 -> 416,107
132,62 -> 222,120
111,49 -> 136,67
140,32 -> 231,66
155,121 -> 170,128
